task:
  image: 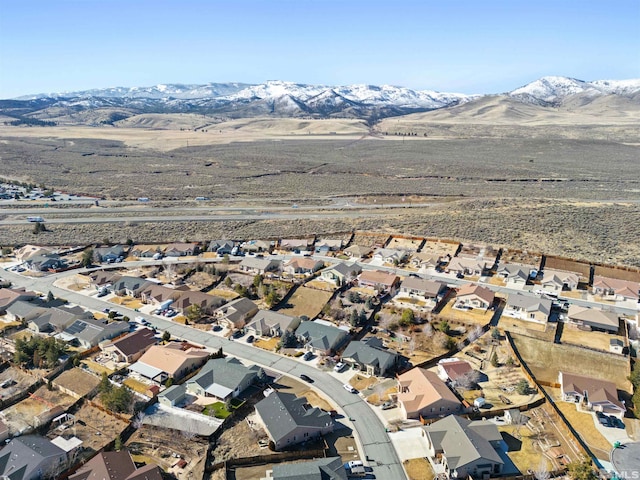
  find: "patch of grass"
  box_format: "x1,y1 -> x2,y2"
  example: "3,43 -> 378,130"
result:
254,337 -> 279,351
123,377 -> 151,394
349,374 -> 378,391
203,401 -> 231,419
404,458 -> 435,480
276,286 -> 332,319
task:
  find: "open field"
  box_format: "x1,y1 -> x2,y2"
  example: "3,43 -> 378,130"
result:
560,325 -> 625,352
276,286 -> 333,319
1,129 -> 640,265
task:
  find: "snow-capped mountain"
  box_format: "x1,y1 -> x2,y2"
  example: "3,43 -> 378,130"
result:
509,76 -> 640,106
2,76 -> 638,125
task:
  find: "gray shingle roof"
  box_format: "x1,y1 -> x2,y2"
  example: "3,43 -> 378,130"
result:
506,294 -> 551,315
0,435 -> 67,480
295,321 -> 348,352
187,357 -> 262,392
272,457 -> 347,480
341,337 -> 398,374
255,392 -> 333,446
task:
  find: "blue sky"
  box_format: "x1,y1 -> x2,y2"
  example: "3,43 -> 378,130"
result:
1,0 -> 638,98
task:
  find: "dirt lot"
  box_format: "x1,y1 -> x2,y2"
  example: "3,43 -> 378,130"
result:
438,298 -> 494,325
560,325 -> 625,352
2,384 -> 76,435
0,366 -> 38,401
274,375 -> 335,412
53,367 -> 101,399
351,232 -> 390,249
276,286 -> 333,319
127,424 -> 208,480
387,236 -> 423,251
404,458 -> 435,480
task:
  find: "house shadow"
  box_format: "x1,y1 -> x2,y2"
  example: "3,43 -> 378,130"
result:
501,431 -> 522,451
476,372 -> 489,383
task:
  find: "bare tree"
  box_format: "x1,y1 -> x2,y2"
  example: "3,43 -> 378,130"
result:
455,370 -> 481,391
423,322 -> 434,336
468,325 -> 484,343
132,411 -> 146,429
408,338 -> 416,356
533,458 -> 550,480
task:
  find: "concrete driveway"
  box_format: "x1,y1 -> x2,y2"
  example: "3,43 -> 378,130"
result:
388,427 -> 430,461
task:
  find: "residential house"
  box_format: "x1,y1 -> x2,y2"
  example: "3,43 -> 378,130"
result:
172,290 -> 225,316
214,297 -> 259,329
59,318 -> 130,348
592,276 -> 640,302
5,300 -> 42,322
503,294 -> 551,324
24,253 -> 67,272
496,263 -> 532,287
111,276 -> 151,297
139,283 -> 179,307
0,287 -> 38,314
0,435 -> 69,480
164,242 -> 200,257
14,244 -> 53,262
0,420 -> 8,443
94,245 -> 126,263
372,248 -> 409,265
69,450 -> 163,480
397,368 -> 463,419
541,269 -> 580,293
357,270 -> 399,292
238,257 -> 281,275
340,337 -> 399,377
283,257 -> 324,276
88,271 -> 122,289
314,238 -> 344,253
559,371 -> 626,418
398,277 -> 445,302
208,240 -> 236,255
242,240 -> 273,253
279,239 -> 313,252
411,251 -> 443,271
320,262 -> 362,286
343,244 -> 372,259
185,357 -> 264,401
267,457 -> 347,480
566,305 -> 620,334
295,320 -> 349,355
100,327 -> 157,364
254,391 -> 334,450
437,358 -> 474,384
26,305 -> 94,334
245,310 -> 300,338
455,284 -> 495,309
130,245 -> 162,258
129,342 -> 210,383
423,415 -> 504,478
446,257 -> 491,277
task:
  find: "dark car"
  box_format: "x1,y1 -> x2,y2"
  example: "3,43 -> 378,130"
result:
212,325 -> 222,332
246,335 -> 255,343
232,330 -> 244,339
456,273 -> 465,279
300,374 -> 313,383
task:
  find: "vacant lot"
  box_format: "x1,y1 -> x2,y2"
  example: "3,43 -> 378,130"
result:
511,333 -> 632,391
2,384 -> 75,435
276,286 -> 333,319
560,326 -> 625,352
438,298 -> 494,326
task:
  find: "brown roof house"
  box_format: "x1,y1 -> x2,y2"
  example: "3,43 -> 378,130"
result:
69,450 -> 162,480
163,242 -> 200,257
0,287 -> 38,314
100,327 -> 157,364
397,368 -> 463,419
320,262 -> 362,287
446,257 -> 491,277
592,276 -> 640,302
238,257 -> 281,275
541,269 -> 580,293
343,244 -> 373,259
559,371 -> 626,418
129,342 -> 209,383
214,297 -> 259,330
567,305 -> 620,334
398,277 -> 445,304
503,294 -> 551,324
455,284 -> 495,310
437,358 -> 474,384
283,257 -> 324,276
357,270 -> 399,292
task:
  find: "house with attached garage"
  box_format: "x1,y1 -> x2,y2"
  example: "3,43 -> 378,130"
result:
58,317 -> 130,349
314,238 -> 344,253
241,239 -> 273,253
357,270 -> 399,293
372,248 -> 409,265
238,257 -> 282,275
279,238 -> 313,252
503,294 -> 551,324
343,244 -> 373,259
25,304 -> 94,334
214,297 -> 259,330
185,357 -> 264,401
295,320 -> 349,355
446,257 -> 491,277
496,263 -> 532,287
592,276 -> 640,303
254,391 -> 334,450
566,305 -> 620,334
24,253 -> 67,272
321,262 -> 362,286
340,337 -> 400,377
94,245 -> 127,263
559,371 -> 626,418
411,251 -> 445,271
398,277 -> 446,302
100,327 -> 157,364
163,242 -> 200,257
0,287 -> 38,315
130,245 -> 162,258
422,415 -> 505,478
437,358 -> 474,384
540,269 -> 580,293
0,435 -> 69,480
171,290 -> 225,316
268,457 -> 347,480
397,368 -> 464,419
208,240 -> 236,255
245,310 -> 300,338
14,244 -> 53,262
111,276 -> 151,297
455,284 -> 495,310
282,257 -> 324,276
129,341 -> 210,383
69,450 -> 163,480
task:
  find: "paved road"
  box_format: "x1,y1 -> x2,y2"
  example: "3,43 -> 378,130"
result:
1,266 -> 407,479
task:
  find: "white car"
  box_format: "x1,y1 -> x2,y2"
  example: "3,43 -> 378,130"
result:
343,383 -> 357,393
334,362 -> 346,372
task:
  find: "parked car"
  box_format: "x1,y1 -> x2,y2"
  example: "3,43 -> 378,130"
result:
334,362 -> 346,372
246,335 -> 255,343
381,401 -> 397,410
212,325 -> 222,332
300,374 -> 313,383
303,351 -> 313,361
343,384 -> 357,393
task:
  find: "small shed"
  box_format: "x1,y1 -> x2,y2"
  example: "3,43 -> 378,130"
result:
610,338 -> 624,355
505,408 -> 529,425
474,397 -> 486,408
